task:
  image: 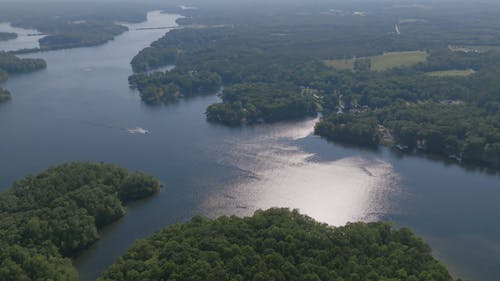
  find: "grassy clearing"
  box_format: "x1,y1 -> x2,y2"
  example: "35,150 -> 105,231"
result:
324,59 -> 354,70
325,51 -> 428,71
370,51 -> 428,71
399,18 -> 428,24
449,45 -> 500,53
427,69 -> 476,77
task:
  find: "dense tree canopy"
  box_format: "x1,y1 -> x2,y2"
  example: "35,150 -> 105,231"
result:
0,87 -> 10,102
0,52 -> 47,103
129,10 -> 500,168
0,162 -> 162,281
206,82 -> 318,125
0,1 -> 166,53
129,70 -> 222,104
0,52 -> 46,74
315,50 -> 500,168
98,208 -> 459,281
37,22 -> 128,51
0,32 -> 17,42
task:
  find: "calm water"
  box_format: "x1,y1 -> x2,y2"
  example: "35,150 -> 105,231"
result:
0,22 -> 44,51
0,11 -> 499,281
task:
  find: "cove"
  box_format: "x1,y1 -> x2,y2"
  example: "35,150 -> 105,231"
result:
0,11 -> 499,281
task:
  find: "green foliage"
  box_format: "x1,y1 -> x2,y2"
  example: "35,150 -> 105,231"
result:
119,172 -> 162,203
38,22 -> 128,51
0,1 -> 155,53
0,69 -> 7,83
0,52 -> 46,74
0,162 -> 162,281
207,83 -> 318,125
0,32 -> 17,42
315,112 -> 379,148
129,70 -> 222,104
130,27 -> 328,122
0,87 -> 10,103
131,45 -> 178,73
316,50 -> 500,168
0,52 -> 46,103
99,208 -> 456,281
128,4 -> 500,168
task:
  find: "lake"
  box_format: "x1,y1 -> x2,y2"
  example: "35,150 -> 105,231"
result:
0,22 -> 45,51
0,11 -> 498,281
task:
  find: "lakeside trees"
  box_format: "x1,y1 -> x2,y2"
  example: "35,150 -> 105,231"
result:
129,19 -> 499,168
0,1 -> 164,53
98,208 -> 457,281
0,162 -> 162,281
129,70 -> 222,104
315,49 -> 500,168
0,87 -> 10,102
0,52 -> 46,103
37,22 -> 128,51
206,82 -> 318,125
130,26 -> 499,167
0,51 -> 46,73
0,32 -> 17,41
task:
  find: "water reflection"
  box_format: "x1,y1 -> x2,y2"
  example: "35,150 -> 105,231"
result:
203,118 -> 401,226
0,9 -> 498,281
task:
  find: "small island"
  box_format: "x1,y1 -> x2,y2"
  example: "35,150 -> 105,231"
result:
98,208 -> 461,281
1,1 -> 154,53
0,162 -> 162,281
0,32 -> 17,41
37,22 -> 128,51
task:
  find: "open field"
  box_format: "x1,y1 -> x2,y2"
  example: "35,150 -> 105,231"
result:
427,69 -> 476,77
325,51 -> 428,71
370,51 -> 428,71
449,45 -> 500,53
399,18 -> 428,24
324,58 -> 355,70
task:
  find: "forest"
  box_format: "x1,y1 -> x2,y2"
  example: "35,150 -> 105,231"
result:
0,162 -> 161,281
128,2 -> 500,168
0,32 -> 17,42
98,208 -> 460,281
0,52 -> 46,103
0,87 -> 10,102
36,22 -> 128,51
315,50 -> 500,168
0,1 -> 179,53
129,70 -> 222,104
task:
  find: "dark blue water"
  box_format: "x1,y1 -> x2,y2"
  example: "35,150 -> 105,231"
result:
0,11 -> 498,281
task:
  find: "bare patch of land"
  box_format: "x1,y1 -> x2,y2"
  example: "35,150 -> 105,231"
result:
325,51 -> 428,71
427,69 -> 476,77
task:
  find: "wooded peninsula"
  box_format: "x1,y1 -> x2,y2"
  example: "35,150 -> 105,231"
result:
128,2 -> 500,169
0,162 -> 161,281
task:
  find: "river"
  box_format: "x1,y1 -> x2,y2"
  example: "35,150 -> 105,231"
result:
0,11 -> 498,281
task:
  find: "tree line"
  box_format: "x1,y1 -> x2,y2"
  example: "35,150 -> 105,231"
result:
0,32 -> 17,42
0,52 -> 47,103
127,2 -> 500,169
98,208 -> 461,281
0,162 -> 161,281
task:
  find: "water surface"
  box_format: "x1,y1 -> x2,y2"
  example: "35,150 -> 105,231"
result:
0,22 -> 44,51
0,11 -> 498,281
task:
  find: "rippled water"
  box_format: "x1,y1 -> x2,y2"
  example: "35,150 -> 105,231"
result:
0,11 -> 498,281
202,118 -> 401,225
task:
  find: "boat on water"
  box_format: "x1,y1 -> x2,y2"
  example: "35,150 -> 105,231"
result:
127,127 -> 150,134
395,144 -> 409,151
